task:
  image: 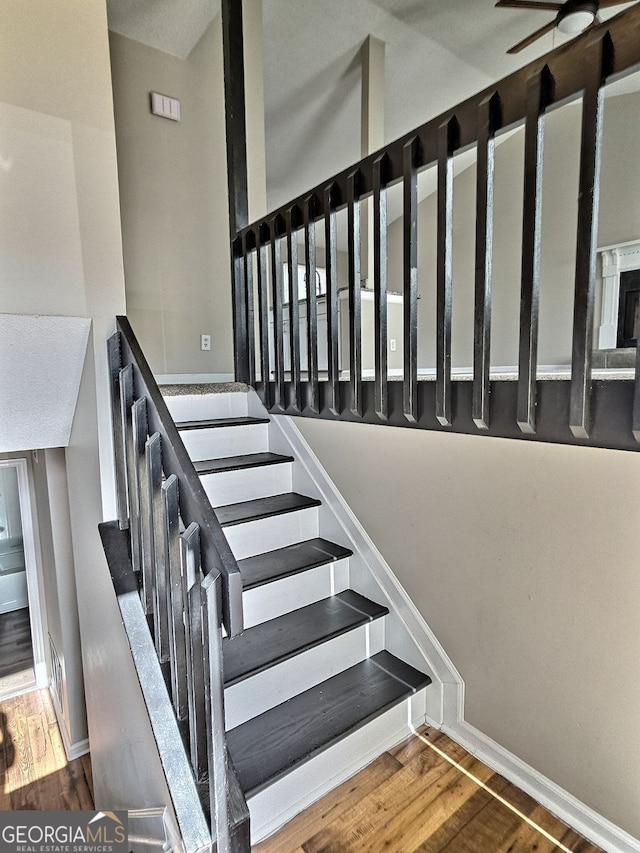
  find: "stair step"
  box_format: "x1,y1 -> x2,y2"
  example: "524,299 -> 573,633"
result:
238,538 -> 353,590
194,452 -> 293,475
223,590 -> 388,687
216,493 -> 321,527
176,416 -> 269,430
227,650 -> 431,797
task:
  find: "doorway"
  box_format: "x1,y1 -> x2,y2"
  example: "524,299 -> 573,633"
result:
0,459 -> 47,698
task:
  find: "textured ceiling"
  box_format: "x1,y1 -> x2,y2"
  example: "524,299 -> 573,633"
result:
105,0 -> 636,210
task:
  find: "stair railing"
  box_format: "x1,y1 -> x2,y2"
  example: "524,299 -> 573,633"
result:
106,316 -> 250,852
230,3 -> 640,452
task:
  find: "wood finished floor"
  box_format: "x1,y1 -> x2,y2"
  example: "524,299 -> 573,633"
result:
0,606 -> 34,679
0,688 -> 93,810
254,726 -> 604,853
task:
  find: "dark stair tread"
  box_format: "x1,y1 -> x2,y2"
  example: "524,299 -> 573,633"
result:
238,538 -> 354,590
194,452 -> 293,475
227,650 -> 431,797
216,493 -> 321,527
176,416 -> 269,430
223,590 -> 388,686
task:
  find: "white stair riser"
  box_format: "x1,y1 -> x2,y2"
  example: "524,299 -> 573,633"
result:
201,463 -> 292,507
242,559 -> 350,628
248,687 -> 429,844
224,507 -> 319,560
179,423 -> 269,461
163,392 -> 248,422
225,619 -> 385,730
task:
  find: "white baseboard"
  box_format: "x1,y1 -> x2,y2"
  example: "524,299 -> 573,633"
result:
154,373 -> 235,384
445,717 -> 640,853
49,684 -> 90,761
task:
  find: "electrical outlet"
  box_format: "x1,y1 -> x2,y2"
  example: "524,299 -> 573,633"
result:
390,339 -> 397,352
200,334 -> 211,351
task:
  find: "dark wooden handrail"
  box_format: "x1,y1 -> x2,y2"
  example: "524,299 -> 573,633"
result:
112,315 -> 243,637
230,3 -> 640,452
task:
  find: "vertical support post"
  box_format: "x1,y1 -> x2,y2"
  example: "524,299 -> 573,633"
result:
287,207 -> 302,411
148,431 -> 170,662
107,332 -> 129,530
348,169 -> 363,418
324,183 -> 340,416
569,36 -> 607,439
304,195 -> 320,413
403,137 -> 419,424
517,66 -> 553,435
120,365 -> 142,572
271,219 -> 286,410
244,237 -> 256,388
133,397 -> 154,614
473,94 -> 500,431
436,117 -> 459,428
221,0 -> 249,383
373,154 -> 389,421
256,226 -> 272,408
202,571 -> 230,852
163,474 -> 188,722
181,523 -> 208,781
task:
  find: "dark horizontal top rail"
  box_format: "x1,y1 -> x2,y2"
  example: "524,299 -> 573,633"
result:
232,5 -> 640,252
115,316 -> 244,638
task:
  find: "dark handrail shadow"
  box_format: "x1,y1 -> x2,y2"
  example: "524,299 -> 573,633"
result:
0,711 -> 16,797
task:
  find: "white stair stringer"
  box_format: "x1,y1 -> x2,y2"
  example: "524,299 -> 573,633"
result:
247,687 -> 429,844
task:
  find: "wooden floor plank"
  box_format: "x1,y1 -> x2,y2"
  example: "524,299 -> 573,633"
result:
260,729 -> 604,853
0,688 -> 93,812
253,752 -> 402,853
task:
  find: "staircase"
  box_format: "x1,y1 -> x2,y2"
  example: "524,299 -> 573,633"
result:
163,384 -> 433,843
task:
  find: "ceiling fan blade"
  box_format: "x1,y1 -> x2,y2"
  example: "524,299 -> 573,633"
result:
598,0 -> 636,7
496,1 -> 562,10
507,18 -> 557,53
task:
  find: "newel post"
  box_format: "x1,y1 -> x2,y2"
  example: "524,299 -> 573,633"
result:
221,0 -> 250,383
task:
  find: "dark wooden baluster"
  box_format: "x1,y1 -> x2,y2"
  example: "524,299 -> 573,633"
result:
256,225 -> 272,408
147,431 -> 170,662
244,236 -> 256,388
163,474 -> 188,722
271,219 -> 286,410
518,66 -> 553,434
634,336 -> 640,443
119,365 -> 142,572
473,94 -> 501,430
287,208 -> 302,411
569,37 -> 607,439
348,169 -> 363,417
232,236 -> 249,384
201,570 -> 230,851
132,397 -> 153,614
437,118 -> 459,427
324,183 -> 340,416
305,194 -> 319,413
403,138 -> 419,423
181,524 -> 208,781
373,154 -> 389,421
107,332 -> 128,530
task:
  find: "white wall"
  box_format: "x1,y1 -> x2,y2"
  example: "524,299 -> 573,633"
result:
295,416 -> 640,840
109,25 -> 234,376
0,0 -> 127,758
